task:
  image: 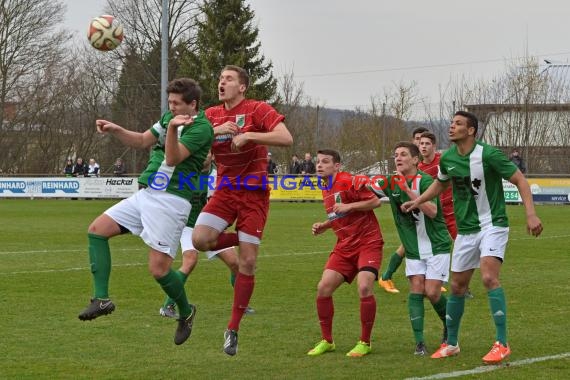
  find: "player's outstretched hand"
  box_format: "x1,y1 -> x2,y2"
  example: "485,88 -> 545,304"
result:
96,119 -> 120,134
527,214 -> 543,237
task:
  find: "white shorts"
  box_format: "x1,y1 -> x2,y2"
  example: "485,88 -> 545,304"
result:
451,226 -> 509,272
405,254 -> 450,282
105,188 -> 190,258
180,226 -> 231,260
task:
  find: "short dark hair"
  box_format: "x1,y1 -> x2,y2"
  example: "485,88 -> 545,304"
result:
412,127 -> 429,137
420,131 -> 436,144
317,149 -> 341,163
167,78 -> 202,109
394,141 -> 420,159
222,65 -> 250,89
454,111 -> 478,134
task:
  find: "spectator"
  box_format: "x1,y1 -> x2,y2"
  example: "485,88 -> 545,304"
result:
288,154 -> 301,174
87,158 -> 100,177
63,158 -> 74,177
300,152 -> 316,174
72,158 -> 88,177
113,158 -> 127,176
510,149 -> 526,174
267,152 -> 278,174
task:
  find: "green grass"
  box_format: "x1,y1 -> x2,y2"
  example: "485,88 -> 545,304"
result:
0,199 -> 569,379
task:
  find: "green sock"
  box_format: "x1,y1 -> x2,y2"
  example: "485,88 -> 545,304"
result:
156,269 -> 192,318
408,293 -> 425,343
88,233 -> 112,299
230,272 -> 236,287
431,294 -> 448,325
446,294 -> 465,346
488,287 -> 508,345
162,270 -> 189,308
382,251 -> 403,281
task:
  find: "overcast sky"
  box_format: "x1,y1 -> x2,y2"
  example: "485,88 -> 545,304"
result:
64,0 -> 570,114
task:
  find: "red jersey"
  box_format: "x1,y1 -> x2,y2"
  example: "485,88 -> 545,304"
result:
322,172 -> 383,251
206,99 -> 285,186
418,152 -> 454,217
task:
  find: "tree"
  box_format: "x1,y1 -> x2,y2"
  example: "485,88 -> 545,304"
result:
105,0 -> 200,172
179,0 -> 278,107
0,0 -> 67,172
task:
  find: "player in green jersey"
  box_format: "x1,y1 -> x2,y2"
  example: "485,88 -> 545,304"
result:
403,111 -> 543,363
378,127 -> 427,294
371,142 -> 451,355
78,78 -> 214,346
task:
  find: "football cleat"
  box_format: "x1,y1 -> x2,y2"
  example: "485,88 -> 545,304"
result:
174,304 -> 196,345
431,343 -> 460,358
482,341 -> 511,364
346,341 -> 371,357
223,329 -> 239,356
307,339 -> 335,356
414,342 -> 428,356
378,279 -> 400,294
78,298 -> 115,321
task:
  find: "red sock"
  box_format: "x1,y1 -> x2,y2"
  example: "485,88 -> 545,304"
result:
316,296 -> 334,343
359,295 -> 376,343
212,232 -> 238,251
227,272 -> 255,331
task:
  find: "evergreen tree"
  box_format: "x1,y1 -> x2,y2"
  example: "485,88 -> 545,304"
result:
180,0 -> 278,108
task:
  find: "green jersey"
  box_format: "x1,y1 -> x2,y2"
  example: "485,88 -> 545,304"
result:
438,140 -> 518,234
138,110 -> 214,200
186,166 -> 215,228
377,172 -> 451,260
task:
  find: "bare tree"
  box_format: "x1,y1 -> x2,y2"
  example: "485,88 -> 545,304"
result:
0,0 -> 67,173
107,0 -> 200,56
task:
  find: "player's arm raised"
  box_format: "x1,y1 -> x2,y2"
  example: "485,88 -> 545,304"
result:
96,119 -> 157,149
509,170 -> 543,237
395,175 -> 437,218
401,180 -> 447,213
333,197 -> 381,215
165,115 -> 193,166
232,122 -> 293,151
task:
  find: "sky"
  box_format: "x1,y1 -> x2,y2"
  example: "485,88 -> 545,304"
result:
63,0 -> 570,115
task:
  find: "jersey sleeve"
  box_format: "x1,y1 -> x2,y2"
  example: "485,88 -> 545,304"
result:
252,102 -> 285,132
437,153 -> 450,182
355,184 -> 377,201
486,145 -> 518,180
179,118 -> 213,155
368,175 -> 391,198
150,112 -> 173,144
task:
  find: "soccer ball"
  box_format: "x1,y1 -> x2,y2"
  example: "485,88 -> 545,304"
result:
87,15 -> 124,51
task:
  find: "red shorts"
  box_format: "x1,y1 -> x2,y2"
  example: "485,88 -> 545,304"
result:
202,188 -> 270,239
444,213 -> 458,240
325,242 -> 383,284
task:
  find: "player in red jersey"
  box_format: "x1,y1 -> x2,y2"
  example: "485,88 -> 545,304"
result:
192,65 -> 293,356
307,149 -> 383,358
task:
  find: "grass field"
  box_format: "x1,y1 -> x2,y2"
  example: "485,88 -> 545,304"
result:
0,199 -> 569,379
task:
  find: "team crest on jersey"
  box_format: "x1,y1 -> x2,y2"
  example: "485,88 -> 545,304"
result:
236,114 -> 245,128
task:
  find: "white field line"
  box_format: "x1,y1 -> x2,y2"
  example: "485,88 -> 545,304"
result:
404,352 -> 570,379
1,233 -> 569,276
2,233 -> 569,256
0,249 -> 333,276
